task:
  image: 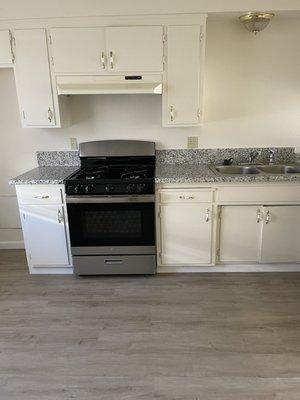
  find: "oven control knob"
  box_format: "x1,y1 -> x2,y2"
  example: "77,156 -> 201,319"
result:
67,185 -> 74,193
136,183 -> 146,192
105,184 -> 115,193
127,183 -> 137,193
73,185 -> 81,193
85,185 -> 94,193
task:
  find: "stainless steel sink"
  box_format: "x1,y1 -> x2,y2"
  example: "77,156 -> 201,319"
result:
257,165 -> 300,174
212,164 -> 300,176
214,165 -> 261,175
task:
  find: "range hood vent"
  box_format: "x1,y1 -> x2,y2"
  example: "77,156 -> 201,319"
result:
56,74 -> 162,95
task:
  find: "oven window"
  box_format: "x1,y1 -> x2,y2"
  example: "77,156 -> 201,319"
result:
67,202 -> 155,247
85,210 -> 142,239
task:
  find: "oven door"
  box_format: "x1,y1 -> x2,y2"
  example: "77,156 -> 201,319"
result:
66,195 -> 155,255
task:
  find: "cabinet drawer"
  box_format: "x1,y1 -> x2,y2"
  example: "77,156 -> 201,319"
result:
217,185 -> 300,203
16,185 -> 64,205
159,189 -> 213,203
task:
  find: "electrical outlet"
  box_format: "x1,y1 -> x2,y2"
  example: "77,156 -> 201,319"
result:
70,137 -> 78,150
187,136 -> 198,149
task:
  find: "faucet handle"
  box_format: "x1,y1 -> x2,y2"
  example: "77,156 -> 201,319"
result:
223,158 -> 234,166
248,150 -> 261,163
269,148 -> 275,164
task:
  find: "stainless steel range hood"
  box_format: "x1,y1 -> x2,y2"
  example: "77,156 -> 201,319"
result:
56,74 -> 162,95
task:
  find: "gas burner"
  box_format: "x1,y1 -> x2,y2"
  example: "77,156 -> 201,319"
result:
121,168 -> 148,180
76,166 -> 109,180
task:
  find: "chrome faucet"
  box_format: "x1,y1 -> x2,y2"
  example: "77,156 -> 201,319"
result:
248,150 -> 261,164
269,148 -> 275,164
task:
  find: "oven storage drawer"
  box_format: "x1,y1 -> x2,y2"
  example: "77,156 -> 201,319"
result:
73,255 -> 156,275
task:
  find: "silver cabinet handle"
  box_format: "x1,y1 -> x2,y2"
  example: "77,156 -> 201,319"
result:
256,209 -> 262,223
109,51 -> 114,69
265,210 -> 271,224
179,195 -> 194,200
33,195 -> 49,199
205,208 -> 210,223
170,105 -> 175,122
48,107 -> 53,123
101,51 -> 106,69
57,209 -> 63,224
104,259 -> 123,265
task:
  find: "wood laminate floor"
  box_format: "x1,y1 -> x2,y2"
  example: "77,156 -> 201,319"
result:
0,250 -> 300,399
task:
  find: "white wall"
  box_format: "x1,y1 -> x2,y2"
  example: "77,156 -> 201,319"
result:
0,0 -> 299,20
1,16 -> 300,244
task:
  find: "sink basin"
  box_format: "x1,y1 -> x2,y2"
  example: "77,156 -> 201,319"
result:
214,165 -> 261,175
257,165 -> 300,174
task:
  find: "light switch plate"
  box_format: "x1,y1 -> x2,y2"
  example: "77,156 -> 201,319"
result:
70,137 -> 78,150
187,136 -> 198,149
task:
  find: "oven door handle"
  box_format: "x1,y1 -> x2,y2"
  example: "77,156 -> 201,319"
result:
66,195 -> 155,203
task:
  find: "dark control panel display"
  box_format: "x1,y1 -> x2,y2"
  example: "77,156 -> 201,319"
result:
66,182 -> 153,196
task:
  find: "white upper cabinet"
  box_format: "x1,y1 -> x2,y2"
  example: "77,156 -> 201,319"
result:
0,30 -> 13,66
50,26 -> 163,74
50,27 -> 106,73
105,26 -> 163,72
14,29 -> 56,127
7,15 -> 207,128
163,24 -> 205,127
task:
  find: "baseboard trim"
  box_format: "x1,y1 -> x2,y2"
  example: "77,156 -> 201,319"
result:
158,264 -> 300,273
0,241 -> 25,249
29,267 -> 73,275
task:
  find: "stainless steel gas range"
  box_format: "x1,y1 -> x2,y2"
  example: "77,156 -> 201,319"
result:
65,140 -> 156,275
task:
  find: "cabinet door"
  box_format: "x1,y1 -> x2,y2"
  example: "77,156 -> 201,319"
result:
105,26 -> 163,72
0,30 -> 13,65
160,203 -> 212,265
50,27 -> 106,73
164,25 -> 202,126
20,204 -> 70,267
219,206 -> 262,263
260,206 -> 300,263
14,29 -> 55,127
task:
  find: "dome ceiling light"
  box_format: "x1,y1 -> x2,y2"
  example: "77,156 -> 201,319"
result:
239,12 -> 275,35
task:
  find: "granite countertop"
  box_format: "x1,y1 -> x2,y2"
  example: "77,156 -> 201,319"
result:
9,163 -> 300,186
9,166 -> 79,185
155,163 -> 300,184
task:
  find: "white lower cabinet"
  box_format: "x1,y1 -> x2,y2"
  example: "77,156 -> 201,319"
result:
219,206 -> 262,263
159,201 -> 213,266
16,185 -> 72,273
219,205 -> 300,264
260,206 -> 300,263
158,185 -> 300,268
20,204 -> 70,267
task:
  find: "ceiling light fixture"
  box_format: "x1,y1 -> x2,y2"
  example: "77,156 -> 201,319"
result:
239,12 -> 275,35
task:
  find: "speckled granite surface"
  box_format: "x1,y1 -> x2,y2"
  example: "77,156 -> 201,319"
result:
10,163 -> 300,185
9,147 -> 300,185
156,147 -> 295,165
9,166 -> 79,185
37,151 -> 80,166
155,164 -> 300,184
37,147 -> 296,166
